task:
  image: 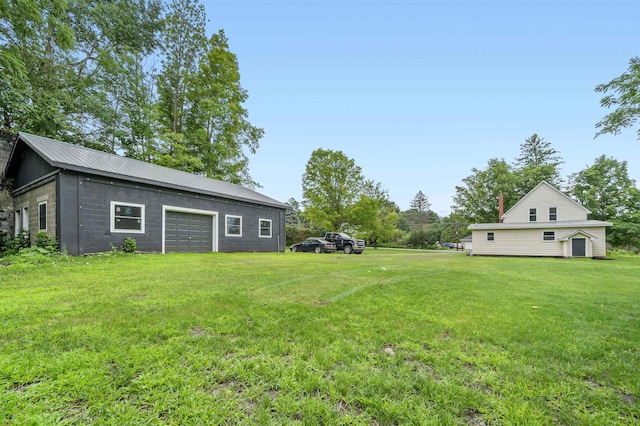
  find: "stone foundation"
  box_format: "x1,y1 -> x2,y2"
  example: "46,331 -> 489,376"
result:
0,130 -> 17,237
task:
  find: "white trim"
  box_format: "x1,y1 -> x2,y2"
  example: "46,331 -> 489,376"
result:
110,201 -> 145,234
542,231 -> 555,242
259,218 -> 272,238
469,220 -> 612,231
38,201 -> 47,231
22,206 -> 29,231
162,206 -> 218,254
14,209 -> 21,236
225,214 -> 242,237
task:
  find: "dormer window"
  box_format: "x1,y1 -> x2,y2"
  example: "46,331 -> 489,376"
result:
529,208 -> 537,222
549,207 -> 557,221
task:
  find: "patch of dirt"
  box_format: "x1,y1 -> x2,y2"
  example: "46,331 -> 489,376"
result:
619,391 -> 634,405
382,345 -> 395,356
465,408 -> 486,426
189,325 -> 208,337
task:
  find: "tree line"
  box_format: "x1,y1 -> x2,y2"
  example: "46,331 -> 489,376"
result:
290,57 -> 640,250
290,135 -> 639,250
0,0 -> 261,186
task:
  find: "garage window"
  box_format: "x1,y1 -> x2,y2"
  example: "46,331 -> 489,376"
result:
487,232 -> 495,241
259,219 -> 272,238
38,202 -> 47,231
226,215 -> 242,237
111,201 -> 145,233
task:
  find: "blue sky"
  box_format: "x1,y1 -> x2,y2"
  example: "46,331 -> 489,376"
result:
204,0 -> 639,216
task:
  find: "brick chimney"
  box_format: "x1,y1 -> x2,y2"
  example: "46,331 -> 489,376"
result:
498,192 -> 504,223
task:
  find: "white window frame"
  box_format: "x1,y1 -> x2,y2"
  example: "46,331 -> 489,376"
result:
110,201 -> 145,234
225,214 -> 242,237
259,218 -> 272,238
487,232 -> 495,241
38,201 -> 47,231
543,231 -> 555,241
22,206 -> 29,231
529,208 -> 537,222
549,207 -> 557,221
14,209 -> 21,236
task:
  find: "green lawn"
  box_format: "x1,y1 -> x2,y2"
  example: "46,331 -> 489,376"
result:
1,250 -> 638,425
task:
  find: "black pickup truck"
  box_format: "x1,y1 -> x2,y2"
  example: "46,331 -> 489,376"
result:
323,232 -> 365,254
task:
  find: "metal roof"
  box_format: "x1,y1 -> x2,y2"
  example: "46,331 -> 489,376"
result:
16,132 -> 287,209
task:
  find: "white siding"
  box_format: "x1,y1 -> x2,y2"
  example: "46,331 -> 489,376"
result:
472,226 -> 608,258
503,183 -> 588,224
585,228 -> 608,258
472,229 -> 565,257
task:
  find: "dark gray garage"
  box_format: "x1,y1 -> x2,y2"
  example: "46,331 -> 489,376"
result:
164,211 -> 215,253
4,132 -> 287,255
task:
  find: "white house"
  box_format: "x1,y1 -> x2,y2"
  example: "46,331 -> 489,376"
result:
468,181 -> 612,258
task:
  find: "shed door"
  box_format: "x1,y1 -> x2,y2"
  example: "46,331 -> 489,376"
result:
165,211 -> 213,253
572,238 -> 586,257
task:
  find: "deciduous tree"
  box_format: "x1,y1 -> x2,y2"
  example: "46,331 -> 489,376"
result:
452,158 -> 519,224
568,155 -> 640,249
595,57 -> 640,141
301,149 -> 364,231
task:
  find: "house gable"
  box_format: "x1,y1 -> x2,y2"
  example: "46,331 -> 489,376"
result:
502,181 -> 590,224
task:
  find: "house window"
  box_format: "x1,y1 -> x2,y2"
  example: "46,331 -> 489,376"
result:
226,215 -> 242,237
259,219 -> 272,238
111,201 -> 145,233
14,209 -> 21,236
543,231 -> 555,241
549,207 -> 557,221
38,202 -> 47,231
487,232 -> 495,241
529,208 -> 537,222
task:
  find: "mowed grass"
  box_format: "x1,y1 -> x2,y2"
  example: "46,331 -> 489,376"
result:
0,250 -> 638,425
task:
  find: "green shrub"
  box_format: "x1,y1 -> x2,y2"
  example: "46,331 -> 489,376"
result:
1,228 -> 30,256
34,231 -> 59,253
122,237 -> 137,253
405,229 -> 438,249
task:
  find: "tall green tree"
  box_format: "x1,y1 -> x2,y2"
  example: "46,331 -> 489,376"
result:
514,133 -> 564,192
0,0 -> 75,134
0,0 -> 163,149
452,158 -> 519,224
285,198 -> 302,228
351,180 -> 399,247
156,0 -> 206,157
409,190 -> 431,230
595,57 -> 640,141
568,155 -> 640,249
301,149 -> 364,231
185,30 -> 263,186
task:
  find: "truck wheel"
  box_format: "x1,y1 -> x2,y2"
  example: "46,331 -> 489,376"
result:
344,245 -> 353,254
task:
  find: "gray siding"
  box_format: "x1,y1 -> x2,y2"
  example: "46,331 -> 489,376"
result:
58,173 -> 80,255
12,148 -> 56,189
59,173 -> 285,255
